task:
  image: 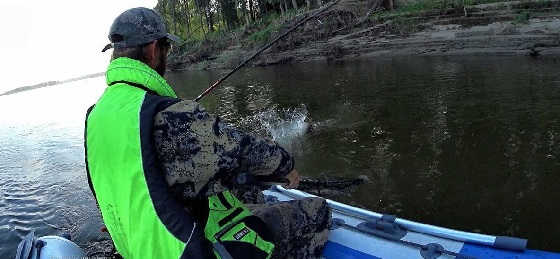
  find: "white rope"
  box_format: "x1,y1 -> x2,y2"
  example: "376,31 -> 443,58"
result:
185,221 -> 197,246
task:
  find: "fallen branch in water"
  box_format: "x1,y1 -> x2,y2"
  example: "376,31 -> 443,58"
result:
297,175 -> 369,195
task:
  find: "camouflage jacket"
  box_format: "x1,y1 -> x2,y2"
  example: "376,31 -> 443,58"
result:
153,100 -> 294,203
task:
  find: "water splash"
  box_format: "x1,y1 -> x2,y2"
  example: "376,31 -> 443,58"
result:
261,105 -> 309,141
238,105 -> 309,152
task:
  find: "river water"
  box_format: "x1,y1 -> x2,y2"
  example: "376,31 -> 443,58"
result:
1,56 -> 559,256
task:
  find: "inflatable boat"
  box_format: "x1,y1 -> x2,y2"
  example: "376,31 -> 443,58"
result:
264,185 -> 560,259
15,186 -> 560,259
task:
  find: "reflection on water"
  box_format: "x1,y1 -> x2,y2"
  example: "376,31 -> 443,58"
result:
167,56 -> 560,250
0,56 -> 559,256
0,77 -> 108,257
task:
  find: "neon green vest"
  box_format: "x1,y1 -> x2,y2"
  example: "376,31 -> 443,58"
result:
86,57 -> 190,258
85,57 -> 274,258
205,192 -> 275,259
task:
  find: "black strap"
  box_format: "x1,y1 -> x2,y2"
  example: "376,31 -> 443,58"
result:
219,208 -> 244,227
139,94 -> 200,244
109,80 -> 159,96
217,192 -> 232,209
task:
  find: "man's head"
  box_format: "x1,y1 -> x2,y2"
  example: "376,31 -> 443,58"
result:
102,7 -> 180,76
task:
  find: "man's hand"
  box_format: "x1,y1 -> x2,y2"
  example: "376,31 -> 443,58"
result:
283,169 -> 300,189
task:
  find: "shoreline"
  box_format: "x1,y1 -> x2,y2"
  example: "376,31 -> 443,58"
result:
0,72 -> 105,97
169,0 -> 560,71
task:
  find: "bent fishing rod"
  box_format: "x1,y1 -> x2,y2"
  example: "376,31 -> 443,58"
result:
194,0 -> 340,102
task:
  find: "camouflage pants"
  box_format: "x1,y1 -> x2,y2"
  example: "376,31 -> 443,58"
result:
245,197 -> 331,259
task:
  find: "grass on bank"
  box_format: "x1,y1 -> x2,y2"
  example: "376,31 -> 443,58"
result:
514,11 -> 531,23
169,8 -> 307,64
371,0 -> 550,20
368,0 -> 548,35
377,0 -> 519,17
171,0 -> 551,66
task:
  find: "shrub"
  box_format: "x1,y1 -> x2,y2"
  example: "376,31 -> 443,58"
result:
514,11 -> 531,24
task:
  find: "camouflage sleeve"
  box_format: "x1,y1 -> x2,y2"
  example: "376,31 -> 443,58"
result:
153,100 -> 294,200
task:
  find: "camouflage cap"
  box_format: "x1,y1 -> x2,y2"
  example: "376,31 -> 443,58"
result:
101,7 -> 181,52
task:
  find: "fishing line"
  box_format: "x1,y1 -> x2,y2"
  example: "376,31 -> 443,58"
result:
194,0 -> 340,102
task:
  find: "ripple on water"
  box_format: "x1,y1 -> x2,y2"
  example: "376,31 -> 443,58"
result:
3,57 -> 560,256
0,77 -> 106,257
0,179 -> 68,256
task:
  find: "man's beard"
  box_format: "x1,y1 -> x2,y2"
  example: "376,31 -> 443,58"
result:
155,52 -> 167,77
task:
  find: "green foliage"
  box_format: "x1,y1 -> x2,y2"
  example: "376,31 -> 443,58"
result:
156,0 -> 311,61
247,22 -> 282,44
371,0 -> 520,20
197,31 -> 236,52
397,0 -> 444,13
216,48 -> 244,68
245,9 -> 304,45
369,0 -> 532,34
514,11 -> 531,24
388,16 -> 418,35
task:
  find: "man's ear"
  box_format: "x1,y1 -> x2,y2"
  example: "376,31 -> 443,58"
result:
143,41 -> 158,67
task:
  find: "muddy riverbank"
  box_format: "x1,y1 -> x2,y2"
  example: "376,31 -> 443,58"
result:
169,0 -> 560,71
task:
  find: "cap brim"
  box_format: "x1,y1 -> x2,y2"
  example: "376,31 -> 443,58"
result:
101,43 -> 113,52
101,34 -> 180,52
166,33 -> 182,45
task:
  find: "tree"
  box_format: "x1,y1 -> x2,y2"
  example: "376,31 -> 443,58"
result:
156,0 -> 309,40
218,0 -> 239,29
180,0 -> 192,34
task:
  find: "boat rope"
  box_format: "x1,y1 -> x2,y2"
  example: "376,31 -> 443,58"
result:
332,218 -> 478,259
194,0 -> 341,102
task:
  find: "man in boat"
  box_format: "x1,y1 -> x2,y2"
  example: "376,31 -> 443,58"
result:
85,7 -> 330,259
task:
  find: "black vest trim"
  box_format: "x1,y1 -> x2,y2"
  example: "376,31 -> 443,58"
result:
218,208 -> 244,227
139,93 -> 215,258
109,80 -> 159,96
84,105 -> 97,203
217,192 -> 232,210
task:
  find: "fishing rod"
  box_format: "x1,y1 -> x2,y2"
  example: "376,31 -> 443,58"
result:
194,0 -> 340,102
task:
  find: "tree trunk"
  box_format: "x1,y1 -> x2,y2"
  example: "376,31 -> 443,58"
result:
248,0 -> 255,21
383,0 -> 394,10
239,0 -> 249,25
306,0 -> 311,10
218,0 -> 239,30
292,0 -> 298,10
172,0 -> 178,34
183,0 -> 191,34
279,2 -> 285,15
316,0 -> 321,8
199,10 -> 207,37
206,8 -> 214,32
257,0 -> 267,16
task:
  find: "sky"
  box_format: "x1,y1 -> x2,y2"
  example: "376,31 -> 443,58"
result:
0,0 -> 158,93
